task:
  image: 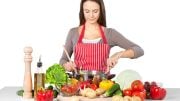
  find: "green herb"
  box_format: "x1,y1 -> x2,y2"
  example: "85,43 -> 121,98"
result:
45,63 -> 69,87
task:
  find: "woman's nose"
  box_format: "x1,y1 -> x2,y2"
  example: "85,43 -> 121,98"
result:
90,12 -> 94,18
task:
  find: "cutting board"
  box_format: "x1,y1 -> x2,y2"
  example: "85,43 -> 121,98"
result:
57,95 -> 112,101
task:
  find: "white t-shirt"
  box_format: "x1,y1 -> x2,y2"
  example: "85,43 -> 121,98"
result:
82,38 -> 101,43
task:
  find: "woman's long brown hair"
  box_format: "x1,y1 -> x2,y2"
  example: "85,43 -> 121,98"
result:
79,0 -> 106,27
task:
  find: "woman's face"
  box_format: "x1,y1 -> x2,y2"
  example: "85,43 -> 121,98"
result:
83,1 -> 100,24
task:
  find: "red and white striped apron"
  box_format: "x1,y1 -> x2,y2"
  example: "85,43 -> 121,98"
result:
74,24 -> 110,72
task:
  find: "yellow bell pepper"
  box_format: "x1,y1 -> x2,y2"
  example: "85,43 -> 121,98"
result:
99,80 -> 114,91
71,78 -> 79,85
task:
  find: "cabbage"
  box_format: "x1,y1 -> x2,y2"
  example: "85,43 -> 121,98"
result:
115,69 -> 142,90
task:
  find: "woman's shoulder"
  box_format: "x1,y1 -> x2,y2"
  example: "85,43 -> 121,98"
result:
67,27 -> 79,37
69,27 -> 79,33
104,27 -> 119,34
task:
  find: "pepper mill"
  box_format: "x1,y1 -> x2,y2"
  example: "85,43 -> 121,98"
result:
23,46 -> 33,98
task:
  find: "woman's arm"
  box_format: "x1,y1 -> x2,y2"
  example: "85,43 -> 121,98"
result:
107,28 -> 144,59
106,28 -> 144,72
111,49 -> 135,59
59,29 -> 74,65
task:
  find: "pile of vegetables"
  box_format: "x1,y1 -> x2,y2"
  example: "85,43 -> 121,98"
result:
45,63 -> 69,87
16,85 -> 59,98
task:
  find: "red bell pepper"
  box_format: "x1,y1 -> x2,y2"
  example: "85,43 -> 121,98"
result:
150,86 -> 166,100
37,89 -> 53,101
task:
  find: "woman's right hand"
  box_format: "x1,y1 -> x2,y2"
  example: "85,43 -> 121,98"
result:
63,61 -> 77,72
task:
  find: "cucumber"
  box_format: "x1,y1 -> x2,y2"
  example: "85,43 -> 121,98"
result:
113,89 -> 122,96
104,83 -> 120,97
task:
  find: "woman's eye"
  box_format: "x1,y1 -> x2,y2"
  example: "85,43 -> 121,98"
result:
84,10 -> 89,13
93,10 -> 98,13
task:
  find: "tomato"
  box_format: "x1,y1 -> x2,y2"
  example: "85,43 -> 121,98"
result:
89,84 -> 98,90
150,86 -> 166,100
131,80 -> 144,91
79,81 -> 90,89
123,89 -> 132,96
61,85 -> 67,92
132,90 -> 146,101
70,84 -> 78,93
66,87 -> 73,94
61,84 -> 79,96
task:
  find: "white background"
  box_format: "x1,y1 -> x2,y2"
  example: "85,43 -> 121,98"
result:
0,0 -> 180,89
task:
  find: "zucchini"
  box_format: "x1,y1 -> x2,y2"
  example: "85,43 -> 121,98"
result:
113,89 -> 122,96
104,83 -> 120,97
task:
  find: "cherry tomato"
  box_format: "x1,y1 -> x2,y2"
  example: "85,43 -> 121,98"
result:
131,80 -> 144,91
123,88 -> 132,96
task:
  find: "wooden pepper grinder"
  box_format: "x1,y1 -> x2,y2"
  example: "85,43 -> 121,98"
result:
23,46 -> 33,98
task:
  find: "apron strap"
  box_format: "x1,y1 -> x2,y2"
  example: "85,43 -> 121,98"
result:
78,24 -> 108,44
99,26 -> 107,44
78,24 -> 85,43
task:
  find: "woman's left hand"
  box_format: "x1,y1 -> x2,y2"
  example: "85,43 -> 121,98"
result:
106,52 -> 123,73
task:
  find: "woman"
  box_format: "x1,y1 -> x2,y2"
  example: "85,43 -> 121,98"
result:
60,0 -> 144,74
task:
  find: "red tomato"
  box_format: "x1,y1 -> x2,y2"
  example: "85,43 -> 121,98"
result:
150,86 -> 166,100
89,84 -> 98,90
131,80 -> 144,91
70,85 -> 78,93
61,85 -> 67,92
123,89 -> 132,96
132,90 -> 146,101
66,86 -> 72,94
79,81 -> 90,89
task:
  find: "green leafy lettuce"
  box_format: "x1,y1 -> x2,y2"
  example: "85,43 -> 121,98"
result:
46,63 -> 69,87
